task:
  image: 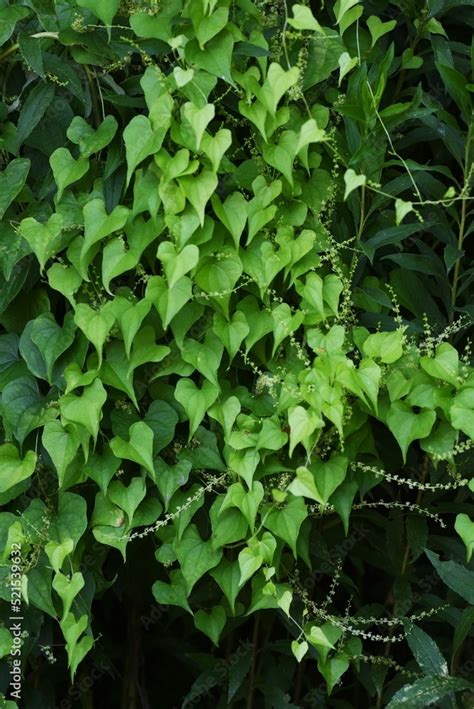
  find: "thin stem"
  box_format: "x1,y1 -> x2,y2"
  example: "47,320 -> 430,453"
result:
84,65 -> 101,128
349,183 -> 366,275
366,80 -> 422,201
375,460 -> 429,709
450,122 -> 473,323
450,195 -> 468,323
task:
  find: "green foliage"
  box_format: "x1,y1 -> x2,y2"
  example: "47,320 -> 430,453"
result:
0,0 -> 473,707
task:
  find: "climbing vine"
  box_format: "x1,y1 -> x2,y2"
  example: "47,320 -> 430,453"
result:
0,0 -> 473,707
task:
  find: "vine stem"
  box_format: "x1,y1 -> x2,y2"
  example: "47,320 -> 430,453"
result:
349,183 -> 366,276
375,459 -> 429,709
450,121 -> 473,323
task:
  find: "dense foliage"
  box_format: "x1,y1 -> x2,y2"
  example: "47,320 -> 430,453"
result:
0,0 -> 474,707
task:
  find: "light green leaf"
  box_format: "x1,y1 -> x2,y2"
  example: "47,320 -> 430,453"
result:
208,395 -> 241,442
45,539 -> 74,575
153,458 -> 191,510
319,653 -> 350,695
108,477 -> 147,525
175,378 -> 219,439
101,238 -> 139,295
194,6 -> 229,49
60,379 -> 107,445
0,444 -> 36,495
30,312 -> 76,383
53,571 -> 84,620
181,332 -> 223,388
47,263 -> 82,307
211,192 -> 247,248
257,63 -> 300,116
194,606 -> 226,645
124,115 -> 166,187
179,169 -> 218,226
80,199 -> 130,277
338,52 -> 358,85
173,67 -> 194,87
288,405 -> 324,457
76,0 -> 120,29
109,296 -> 152,359
110,422 -> 155,477
152,570 -> 192,614
395,198 -> 414,225
20,213 -> 64,273
210,558 -> 241,615
181,102 -> 215,151
291,640 -> 309,663
67,115 -> 118,158
287,466 -> 320,502
0,628 -> 13,659
343,168 -> 366,200
288,5 -> 323,32
201,129 -> 232,172
263,496 -> 307,557
220,481 -> 264,532
335,0 -> 359,24
421,343 -> 459,387
213,311 -> 249,361
49,492 -> 88,551
128,326 -> 170,374
74,303 -> 115,369
455,514 -> 474,563
363,329 -> 405,364
367,16 -> 396,47
308,625 -> 337,651
238,546 -> 263,587
146,275 -> 193,329
185,30 -> 235,86
50,148 -> 89,202
387,402 -> 436,463
450,388 -> 474,439
175,524 -> 222,593
60,612 -> 93,681
157,242 -> 199,288
288,454 -> 347,505
42,422 -> 81,488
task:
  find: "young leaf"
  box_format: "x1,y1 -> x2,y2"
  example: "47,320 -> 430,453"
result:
50,148 -> 89,202
343,168 -> 366,200
174,378 -> 219,439
454,514 -> 474,563
0,444 -> 36,495
110,422 -> 155,477
367,16 -> 396,47
387,402 -> 436,463
194,606 -> 226,645
67,115 -> 118,157
174,524 -> 222,593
